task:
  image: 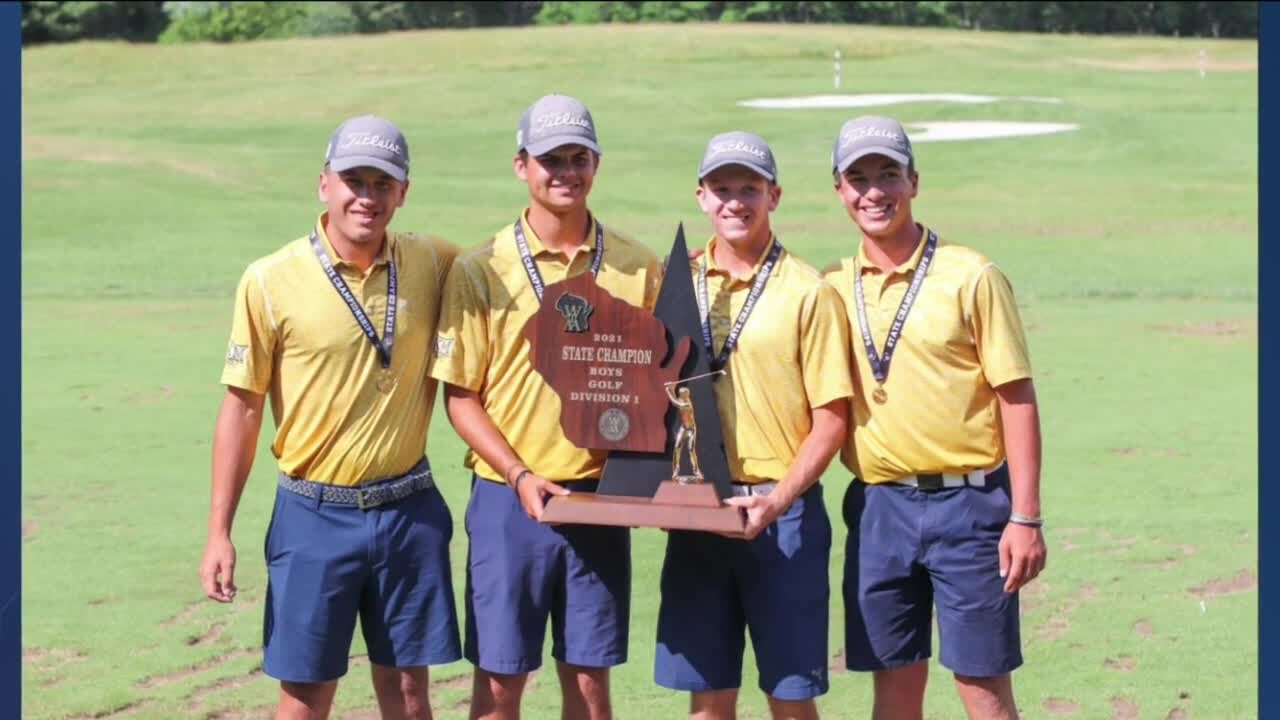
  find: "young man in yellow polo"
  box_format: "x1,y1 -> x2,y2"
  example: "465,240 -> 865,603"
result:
200,116 -> 462,720
825,115 -> 1048,720
428,94 -> 662,720
653,132 -> 853,720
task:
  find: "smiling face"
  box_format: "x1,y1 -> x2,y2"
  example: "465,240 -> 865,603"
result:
514,144 -> 599,215
696,164 -> 781,251
317,165 -> 408,246
834,153 -> 919,241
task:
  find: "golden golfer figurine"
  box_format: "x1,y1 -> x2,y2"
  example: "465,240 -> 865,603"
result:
666,385 -> 702,483
664,370 -> 724,484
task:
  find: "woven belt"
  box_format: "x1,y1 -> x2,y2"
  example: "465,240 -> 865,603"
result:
889,462 -> 1004,491
278,459 -> 434,510
730,481 -> 777,497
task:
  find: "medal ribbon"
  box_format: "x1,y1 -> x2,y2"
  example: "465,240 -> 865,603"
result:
696,238 -> 784,373
310,230 -> 397,369
513,215 -> 605,303
853,229 -> 937,386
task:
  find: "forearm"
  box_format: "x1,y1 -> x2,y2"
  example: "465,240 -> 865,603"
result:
444,385 -> 526,483
996,378 -> 1043,518
208,388 -> 265,539
773,398 -> 850,510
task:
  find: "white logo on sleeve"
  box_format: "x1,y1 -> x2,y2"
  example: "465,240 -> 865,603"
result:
434,335 -> 456,359
225,342 -> 248,366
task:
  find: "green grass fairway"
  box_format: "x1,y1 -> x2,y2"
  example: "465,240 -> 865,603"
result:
21,22 -> 1257,720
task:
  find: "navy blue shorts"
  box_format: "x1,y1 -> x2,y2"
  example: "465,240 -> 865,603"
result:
262,469 -> 463,683
463,476 -> 631,675
842,466 -> 1023,678
655,484 -> 832,701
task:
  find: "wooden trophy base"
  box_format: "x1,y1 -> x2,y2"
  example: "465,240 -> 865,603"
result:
540,480 -> 746,537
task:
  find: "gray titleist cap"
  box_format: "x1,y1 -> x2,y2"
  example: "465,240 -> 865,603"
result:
517,94 -> 601,156
325,115 -> 410,182
832,115 -> 914,174
698,131 -> 777,183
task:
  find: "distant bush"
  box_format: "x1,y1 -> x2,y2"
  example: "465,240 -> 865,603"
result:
290,3 -> 360,37
345,1 -> 539,31
22,1 -> 168,44
535,1 -> 605,25
20,0 -> 1258,44
157,1 -> 310,43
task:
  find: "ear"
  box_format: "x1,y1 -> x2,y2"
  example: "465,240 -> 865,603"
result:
396,179 -> 410,208
513,153 -> 528,182
832,171 -> 844,192
768,183 -> 782,212
695,184 -> 712,214
317,169 -> 330,204
909,170 -> 920,198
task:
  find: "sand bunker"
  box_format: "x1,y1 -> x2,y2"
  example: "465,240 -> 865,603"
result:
737,93 -> 1063,109
909,121 -> 1079,142
735,94 -> 1080,141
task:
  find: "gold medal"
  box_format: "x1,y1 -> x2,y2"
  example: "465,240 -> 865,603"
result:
854,231 -> 937,410
376,368 -> 396,394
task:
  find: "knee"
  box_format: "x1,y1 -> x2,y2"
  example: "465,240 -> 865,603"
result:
691,689 -> 737,718
953,672 -> 1010,692
953,672 -> 1016,717
371,667 -> 432,719
478,669 -> 528,708
373,666 -> 428,695
560,665 -> 612,711
278,680 -> 338,719
570,665 -> 610,695
874,661 -> 929,696
398,672 -> 429,703
765,696 -> 817,720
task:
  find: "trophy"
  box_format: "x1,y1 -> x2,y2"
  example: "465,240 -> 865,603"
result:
521,223 -> 745,536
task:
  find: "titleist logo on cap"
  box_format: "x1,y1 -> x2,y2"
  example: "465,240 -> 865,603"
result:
340,132 -> 405,157
840,127 -> 903,148
708,140 -> 769,161
533,113 -> 593,133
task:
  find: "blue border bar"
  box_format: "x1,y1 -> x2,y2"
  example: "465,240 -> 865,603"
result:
1261,3 -> 1275,718
0,3 -> 19,716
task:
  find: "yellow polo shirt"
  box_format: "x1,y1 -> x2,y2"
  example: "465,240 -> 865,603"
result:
824,226 -> 1033,485
697,235 -> 855,485
221,214 -> 458,486
428,210 -> 662,483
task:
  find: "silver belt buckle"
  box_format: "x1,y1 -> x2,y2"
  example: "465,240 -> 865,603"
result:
732,482 -> 776,497
356,486 -> 376,510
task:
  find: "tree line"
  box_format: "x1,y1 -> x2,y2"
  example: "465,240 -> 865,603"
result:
21,1 -> 1257,45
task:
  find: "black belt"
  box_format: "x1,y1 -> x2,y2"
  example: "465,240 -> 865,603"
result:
861,463 -> 1007,492
912,473 -> 957,491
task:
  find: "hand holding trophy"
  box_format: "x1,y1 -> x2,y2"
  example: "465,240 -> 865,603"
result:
523,224 -> 746,536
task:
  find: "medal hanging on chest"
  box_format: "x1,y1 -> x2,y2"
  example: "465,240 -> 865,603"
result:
853,230 -> 938,405
375,367 -> 396,394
